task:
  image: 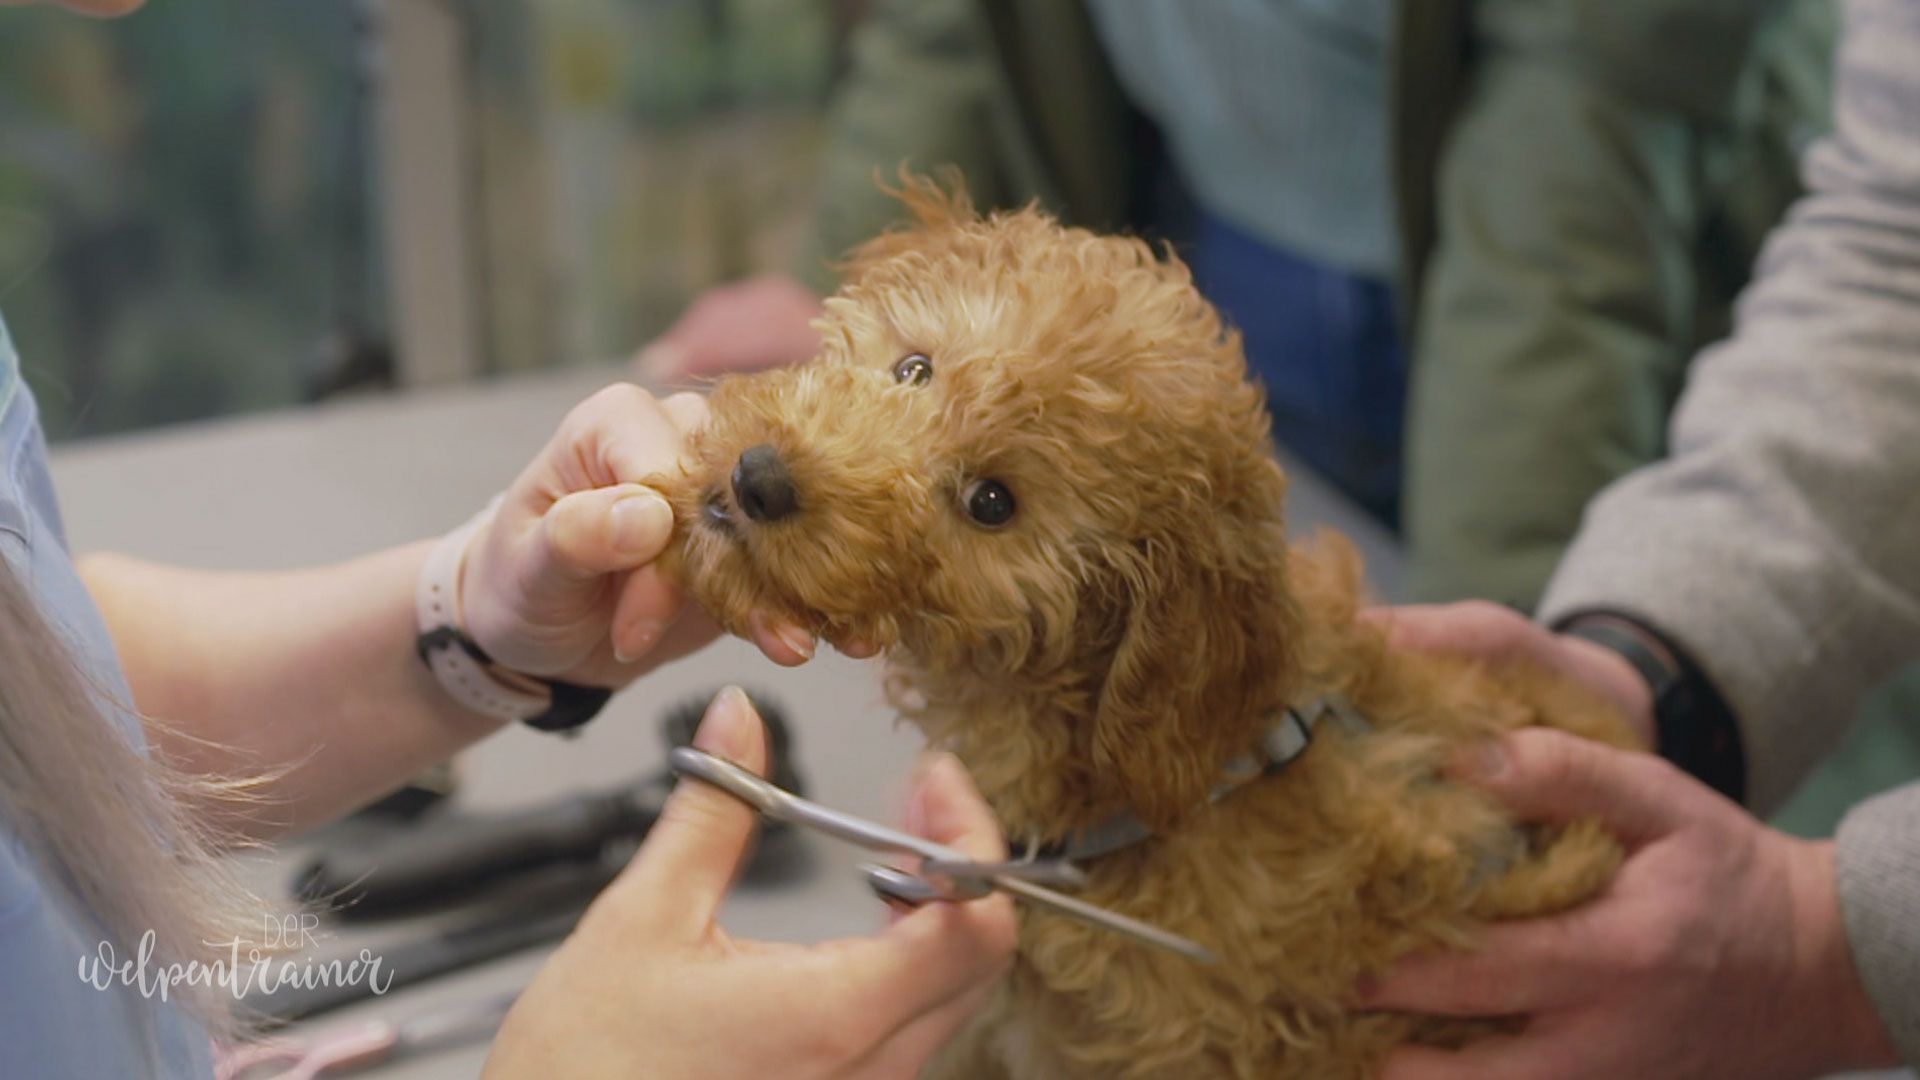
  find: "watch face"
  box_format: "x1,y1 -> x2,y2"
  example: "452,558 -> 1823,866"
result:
1561,615 -> 1746,802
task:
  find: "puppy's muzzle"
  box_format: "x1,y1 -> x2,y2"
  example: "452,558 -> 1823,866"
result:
731,443 -> 799,523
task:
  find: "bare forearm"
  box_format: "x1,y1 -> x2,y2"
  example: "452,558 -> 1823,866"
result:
76,385 -> 741,839
80,544 -> 502,838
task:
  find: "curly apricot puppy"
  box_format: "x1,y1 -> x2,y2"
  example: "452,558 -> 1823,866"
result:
650,179 -> 1641,1080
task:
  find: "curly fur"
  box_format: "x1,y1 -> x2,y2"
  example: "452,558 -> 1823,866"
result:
650,177 -> 1641,1078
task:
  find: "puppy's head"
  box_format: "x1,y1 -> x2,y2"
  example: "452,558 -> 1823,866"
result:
660,179 -> 1303,823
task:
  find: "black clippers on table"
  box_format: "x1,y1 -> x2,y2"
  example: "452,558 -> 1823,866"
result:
294,692 -> 803,917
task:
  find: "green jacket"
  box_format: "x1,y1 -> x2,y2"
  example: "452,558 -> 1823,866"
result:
792,0 -> 1835,607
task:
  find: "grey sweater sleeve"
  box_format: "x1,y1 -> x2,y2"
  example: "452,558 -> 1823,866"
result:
1538,0 -> 1920,814
1838,789 -> 1920,1064
1538,0 -> 1920,1057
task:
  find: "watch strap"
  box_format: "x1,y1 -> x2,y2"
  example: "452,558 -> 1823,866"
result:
1560,614 -> 1681,709
414,498 -> 612,732
1558,610 -> 1748,803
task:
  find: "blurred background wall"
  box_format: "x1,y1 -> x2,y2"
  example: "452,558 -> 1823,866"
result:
0,0 -> 854,440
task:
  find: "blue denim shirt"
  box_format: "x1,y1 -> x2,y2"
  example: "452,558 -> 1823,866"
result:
1189,212 -> 1406,527
0,315 -> 214,1077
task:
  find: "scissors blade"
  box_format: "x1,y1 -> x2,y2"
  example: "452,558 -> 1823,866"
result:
923,857 -> 1087,889
990,875 -> 1219,966
670,747 -> 1219,966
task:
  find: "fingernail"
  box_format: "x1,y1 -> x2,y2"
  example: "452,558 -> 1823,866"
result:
1461,741 -> 1508,780
636,342 -> 684,382
611,491 -> 673,556
904,781 -> 930,838
773,622 -> 815,661
925,752 -> 966,789
612,618 -> 667,665
904,753 -> 959,837
693,686 -> 753,759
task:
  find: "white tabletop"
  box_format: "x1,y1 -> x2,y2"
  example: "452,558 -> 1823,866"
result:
49,364 -> 1404,1077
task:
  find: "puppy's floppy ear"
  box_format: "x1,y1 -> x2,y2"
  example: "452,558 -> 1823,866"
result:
834,166 -> 979,284
1091,459 -> 1304,830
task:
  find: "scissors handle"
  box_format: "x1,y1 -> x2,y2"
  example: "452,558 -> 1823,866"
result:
862,862 -> 991,904
216,1022 -> 396,1080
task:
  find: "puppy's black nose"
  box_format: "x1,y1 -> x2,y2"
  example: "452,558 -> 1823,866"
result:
732,444 -> 799,523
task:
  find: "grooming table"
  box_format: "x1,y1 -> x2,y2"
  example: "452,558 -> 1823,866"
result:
50,364 -> 1404,1077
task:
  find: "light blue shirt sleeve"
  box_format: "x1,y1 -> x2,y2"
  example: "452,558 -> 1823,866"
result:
0,314 -> 215,1077
1083,0 -> 1398,276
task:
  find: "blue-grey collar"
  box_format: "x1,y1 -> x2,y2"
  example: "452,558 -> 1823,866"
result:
1026,694 -> 1373,864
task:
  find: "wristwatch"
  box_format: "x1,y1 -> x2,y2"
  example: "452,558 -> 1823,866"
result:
414,499 -> 612,734
1557,610 -> 1747,802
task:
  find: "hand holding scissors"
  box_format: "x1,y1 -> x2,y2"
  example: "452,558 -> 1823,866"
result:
484,687 -> 1019,1078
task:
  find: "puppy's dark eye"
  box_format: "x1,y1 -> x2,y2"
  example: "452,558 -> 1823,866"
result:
893,353 -> 933,386
963,479 -> 1015,528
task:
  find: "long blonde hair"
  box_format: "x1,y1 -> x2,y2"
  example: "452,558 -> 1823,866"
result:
0,555 -> 265,1032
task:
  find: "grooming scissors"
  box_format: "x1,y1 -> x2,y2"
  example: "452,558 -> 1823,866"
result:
669,747 -> 1219,965
217,991 -> 516,1079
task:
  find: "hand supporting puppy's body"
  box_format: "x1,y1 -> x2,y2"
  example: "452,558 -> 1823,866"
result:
894,534 -> 1636,1080
651,178 -> 1639,1078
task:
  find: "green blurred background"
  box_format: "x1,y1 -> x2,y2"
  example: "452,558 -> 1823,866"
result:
0,0 -> 848,439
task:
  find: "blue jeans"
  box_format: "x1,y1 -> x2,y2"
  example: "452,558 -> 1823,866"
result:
1189,212 -> 1405,528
